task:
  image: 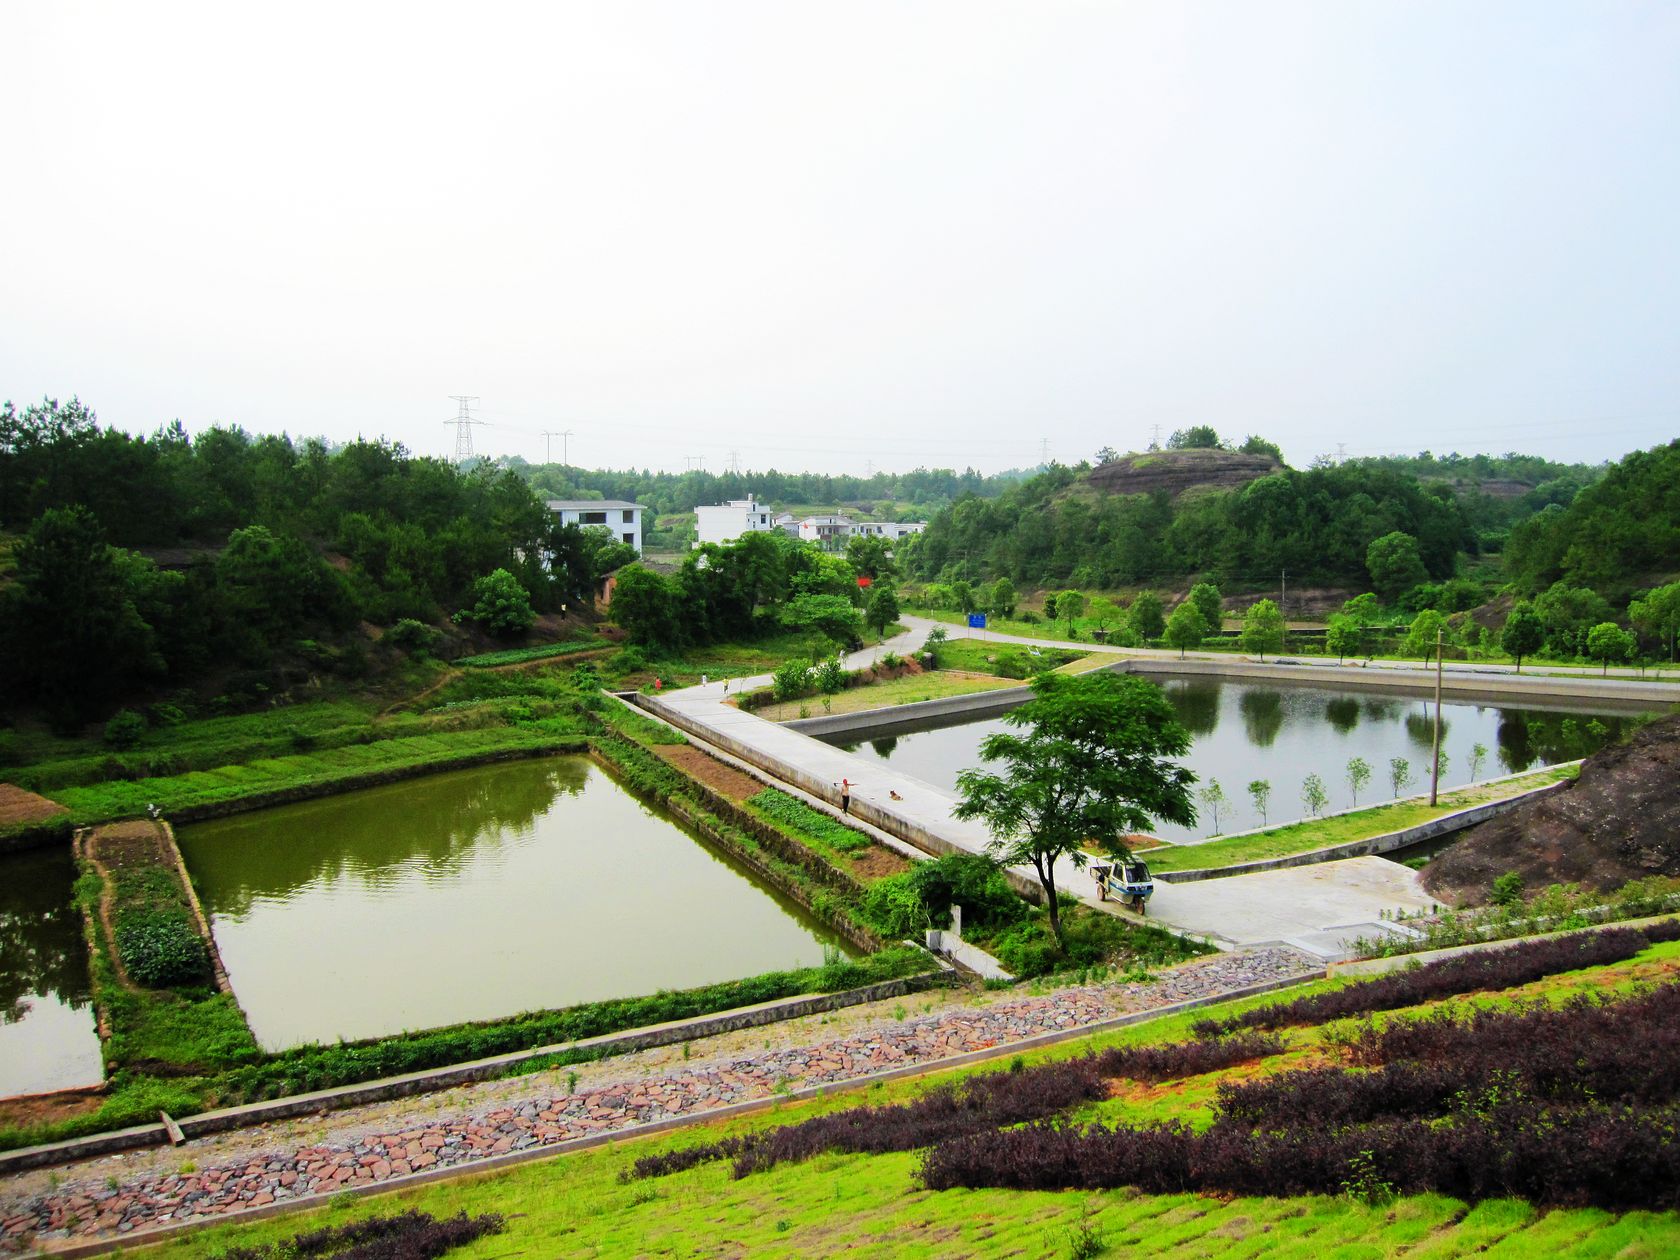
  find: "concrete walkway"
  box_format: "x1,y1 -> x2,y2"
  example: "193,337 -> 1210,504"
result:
646,619 -> 1436,959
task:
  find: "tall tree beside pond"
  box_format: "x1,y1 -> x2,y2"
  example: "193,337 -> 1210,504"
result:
1586,622 -> 1636,675
1365,531 -> 1429,602
1404,609 -> 1450,664
1247,779 -> 1271,826
1325,613 -> 1361,663
1500,604 -> 1545,672
1240,599 -> 1285,661
953,672 -> 1196,951
1389,757 -> 1416,799
1468,743 -> 1488,781
1128,591 -> 1165,641
1198,778 -> 1227,834
1055,590 -> 1086,637
1164,602 -> 1208,659
1629,581 -> 1680,662
1300,773 -> 1328,818
1187,582 -> 1223,634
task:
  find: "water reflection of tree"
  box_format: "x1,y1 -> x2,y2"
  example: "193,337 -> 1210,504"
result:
1498,710 -> 1621,773
1362,698 -> 1401,722
1168,682 -> 1221,737
869,736 -> 899,758
1404,712 -> 1449,750
1239,690 -> 1284,747
0,850 -> 91,1021
1325,697 -> 1360,734
186,758 -> 589,917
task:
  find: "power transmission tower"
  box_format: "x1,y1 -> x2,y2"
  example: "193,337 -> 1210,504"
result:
1335,442 -> 1348,464
445,396 -> 486,462
684,455 -> 704,471
1150,423 -> 1162,450
541,428 -> 574,466
727,449 -> 742,475
1039,438 -> 1051,465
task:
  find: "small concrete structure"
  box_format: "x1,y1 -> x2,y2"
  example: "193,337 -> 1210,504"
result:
695,496 -> 777,546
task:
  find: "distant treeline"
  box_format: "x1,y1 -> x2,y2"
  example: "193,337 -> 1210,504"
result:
0,398 -> 622,718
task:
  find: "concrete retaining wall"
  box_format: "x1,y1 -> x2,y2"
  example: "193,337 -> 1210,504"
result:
785,684 -> 1031,738
0,965 -> 951,1176
1328,912 -> 1680,978
1154,771 -> 1576,883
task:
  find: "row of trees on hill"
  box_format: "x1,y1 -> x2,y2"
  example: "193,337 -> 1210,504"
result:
904,459 -> 1474,590
0,398 -> 635,718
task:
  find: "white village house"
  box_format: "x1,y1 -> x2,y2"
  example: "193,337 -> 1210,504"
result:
546,499 -> 646,554
694,496 -> 778,546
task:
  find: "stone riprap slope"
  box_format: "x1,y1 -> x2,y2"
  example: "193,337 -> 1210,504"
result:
0,949 -> 1314,1252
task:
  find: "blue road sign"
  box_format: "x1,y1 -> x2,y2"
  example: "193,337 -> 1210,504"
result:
967,612 -> 987,628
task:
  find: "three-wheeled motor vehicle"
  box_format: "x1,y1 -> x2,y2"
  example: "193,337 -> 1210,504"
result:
1091,859 -> 1155,914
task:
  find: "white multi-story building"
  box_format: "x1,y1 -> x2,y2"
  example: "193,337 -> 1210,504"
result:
695,496 -> 777,546
547,499 -> 645,553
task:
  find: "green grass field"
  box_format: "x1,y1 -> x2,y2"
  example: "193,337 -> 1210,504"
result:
1145,763 -> 1581,873
136,941 -> 1680,1259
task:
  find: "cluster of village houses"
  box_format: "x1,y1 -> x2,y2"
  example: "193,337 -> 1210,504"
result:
544,495 -> 926,556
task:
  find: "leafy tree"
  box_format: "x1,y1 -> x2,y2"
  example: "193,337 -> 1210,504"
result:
0,505 -> 160,716
1365,531 -> 1429,601
1164,602 -> 1208,658
1403,609 -> 1450,664
1346,757 -> 1371,806
987,577 -> 1017,619
1389,756 -> 1415,799
1239,434 -> 1283,461
1500,603 -> 1545,672
952,672 -> 1196,950
1239,599 -> 1285,660
781,593 -> 864,648
1087,596 -> 1122,636
1629,581 -> 1680,662
1198,778 -> 1226,834
1586,622 -> 1636,675
217,524 -> 352,645
460,568 -> 535,638
951,580 -> 978,616
844,533 -> 894,580
1247,779 -> 1271,825
815,654 -> 848,695
1187,582 -> 1223,634
610,565 -> 686,653
772,657 -> 814,701
1341,592 -> 1380,621
1300,773 -> 1328,817
865,583 -> 901,640
1095,445 -> 1120,464
1167,426 -> 1223,450
1533,581 -> 1614,657
1325,613 -> 1362,663
1468,742 -> 1488,782
1055,590 -> 1086,637
1128,591 -> 1165,641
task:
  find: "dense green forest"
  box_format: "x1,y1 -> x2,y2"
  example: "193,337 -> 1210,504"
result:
0,398 -> 628,719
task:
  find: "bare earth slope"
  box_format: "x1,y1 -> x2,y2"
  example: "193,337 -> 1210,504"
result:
1424,713 -> 1680,904
1088,448 -> 1280,498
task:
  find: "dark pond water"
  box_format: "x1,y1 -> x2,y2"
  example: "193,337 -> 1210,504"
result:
826,676 -> 1629,842
0,846 -> 103,1097
177,757 -> 855,1051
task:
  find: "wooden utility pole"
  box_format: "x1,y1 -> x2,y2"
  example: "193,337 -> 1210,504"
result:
1429,627 -> 1443,805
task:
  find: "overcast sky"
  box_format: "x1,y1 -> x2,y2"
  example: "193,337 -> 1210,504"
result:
5,1 -> 1678,475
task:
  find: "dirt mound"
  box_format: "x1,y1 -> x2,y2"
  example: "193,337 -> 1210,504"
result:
1423,713 -> 1680,905
1088,449 -> 1280,499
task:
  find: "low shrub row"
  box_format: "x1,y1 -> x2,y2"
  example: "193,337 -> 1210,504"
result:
917,1100 -> 1680,1209
221,1209 -> 505,1260
1192,927 -> 1649,1037
633,1032 -> 1283,1182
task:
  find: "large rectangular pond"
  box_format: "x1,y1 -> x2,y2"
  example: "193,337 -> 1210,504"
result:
825,675 -> 1632,843
0,846 -> 103,1098
177,756 -> 856,1051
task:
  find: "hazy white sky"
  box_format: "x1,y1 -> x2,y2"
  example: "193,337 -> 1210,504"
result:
5,1 -> 1678,474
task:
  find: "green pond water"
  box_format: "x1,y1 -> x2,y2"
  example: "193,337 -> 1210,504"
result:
177,757 -> 855,1051
828,676 -> 1632,842
0,846 -> 103,1098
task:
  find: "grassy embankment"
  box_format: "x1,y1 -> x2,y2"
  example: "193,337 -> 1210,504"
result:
136,935 -> 1680,1259
1143,763 -> 1582,873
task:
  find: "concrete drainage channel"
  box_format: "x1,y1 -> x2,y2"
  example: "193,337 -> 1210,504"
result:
0,961 -> 953,1177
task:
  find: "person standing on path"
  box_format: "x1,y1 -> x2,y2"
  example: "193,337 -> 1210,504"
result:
836,778 -> 853,814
